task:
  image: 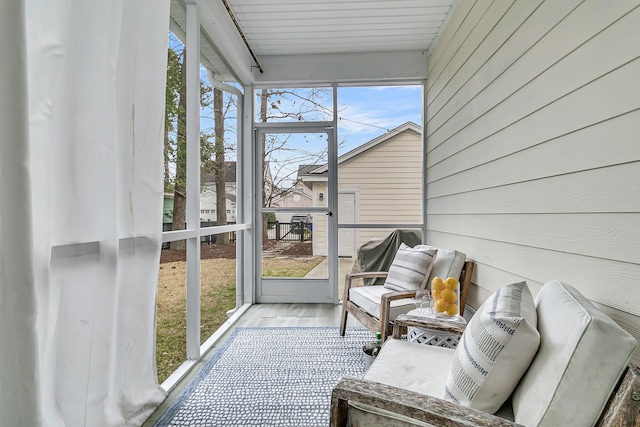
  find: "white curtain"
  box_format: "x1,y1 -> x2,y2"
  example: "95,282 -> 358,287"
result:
0,1 -> 170,425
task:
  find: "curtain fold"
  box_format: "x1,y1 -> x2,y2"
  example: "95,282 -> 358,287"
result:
0,1 -> 42,425
1,1 -> 170,425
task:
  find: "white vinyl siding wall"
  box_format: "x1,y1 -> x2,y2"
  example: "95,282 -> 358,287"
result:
425,0 -> 640,364
312,128 -> 423,255
340,129 -> 422,247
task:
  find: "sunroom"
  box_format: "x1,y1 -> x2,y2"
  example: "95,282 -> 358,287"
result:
2,0 -> 639,426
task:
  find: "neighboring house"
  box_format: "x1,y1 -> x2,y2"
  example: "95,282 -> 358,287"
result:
163,193 -> 174,223
201,162 -> 237,222
164,161 -> 238,223
271,165 -> 314,223
300,122 -> 423,257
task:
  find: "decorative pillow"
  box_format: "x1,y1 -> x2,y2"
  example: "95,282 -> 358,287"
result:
444,281 -> 540,414
427,247 -> 466,287
383,244 -> 437,292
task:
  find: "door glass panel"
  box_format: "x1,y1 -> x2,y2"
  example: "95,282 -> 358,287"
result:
262,215 -> 325,279
260,132 -> 329,279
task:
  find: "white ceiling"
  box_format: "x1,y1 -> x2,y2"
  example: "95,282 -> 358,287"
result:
170,0 -> 457,85
225,0 -> 455,56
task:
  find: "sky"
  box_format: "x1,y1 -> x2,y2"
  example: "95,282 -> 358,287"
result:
336,85 -> 422,155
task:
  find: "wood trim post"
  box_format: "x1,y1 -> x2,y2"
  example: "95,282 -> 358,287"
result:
329,393 -> 349,427
597,363 -> 640,427
459,260 -> 474,317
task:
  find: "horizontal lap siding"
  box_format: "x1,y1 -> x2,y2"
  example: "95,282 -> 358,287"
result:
339,129 -> 423,248
339,130 -> 423,225
426,0 -> 640,364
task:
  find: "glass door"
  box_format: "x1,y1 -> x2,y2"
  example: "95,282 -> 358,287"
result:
255,125 -> 337,303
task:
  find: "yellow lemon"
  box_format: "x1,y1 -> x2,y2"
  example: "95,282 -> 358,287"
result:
432,290 -> 441,300
446,304 -> 459,316
441,289 -> 457,303
445,277 -> 459,290
436,298 -> 448,313
432,277 -> 445,291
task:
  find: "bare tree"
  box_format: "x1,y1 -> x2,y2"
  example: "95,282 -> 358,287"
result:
213,87 -> 228,244
259,89 -> 269,242
165,40 -> 235,249
171,46 -> 187,250
167,59 -> 336,247
258,87 -> 336,243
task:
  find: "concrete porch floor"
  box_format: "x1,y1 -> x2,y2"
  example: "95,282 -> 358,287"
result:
304,256 -> 357,300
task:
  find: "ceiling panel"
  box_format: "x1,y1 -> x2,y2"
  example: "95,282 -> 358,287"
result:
225,0 -> 456,55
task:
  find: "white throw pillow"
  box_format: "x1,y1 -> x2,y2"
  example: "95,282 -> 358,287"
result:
444,281 -> 540,413
383,244 -> 437,292
426,247 -> 466,286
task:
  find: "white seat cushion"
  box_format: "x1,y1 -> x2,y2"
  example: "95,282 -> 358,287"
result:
347,340 -> 456,427
365,338 -> 455,397
444,281 -> 540,413
349,285 -> 414,320
511,280 -> 637,427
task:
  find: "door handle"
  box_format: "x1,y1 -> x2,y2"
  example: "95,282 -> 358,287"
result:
326,211 -> 333,216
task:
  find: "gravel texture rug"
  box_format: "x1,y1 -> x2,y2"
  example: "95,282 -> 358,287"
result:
154,327 -> 374,426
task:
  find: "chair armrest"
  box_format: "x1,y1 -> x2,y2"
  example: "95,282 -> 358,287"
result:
344,272 -> 388,294
330,377 -> 522,427
345,271 -> 389,282
376,290 -> 417,341
392,313 -> 466,339
343,271 -> 389,304
380,289 -> 417,302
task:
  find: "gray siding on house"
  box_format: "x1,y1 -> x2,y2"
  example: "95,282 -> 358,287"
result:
425,0 -> 640,363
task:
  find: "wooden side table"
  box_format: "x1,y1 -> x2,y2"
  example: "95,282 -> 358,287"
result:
393,311 -> 467,348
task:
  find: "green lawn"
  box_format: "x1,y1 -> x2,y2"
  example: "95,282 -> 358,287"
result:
156,256 -> 324,383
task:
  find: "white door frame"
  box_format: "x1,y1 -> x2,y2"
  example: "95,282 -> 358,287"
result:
254,122 -> 339,303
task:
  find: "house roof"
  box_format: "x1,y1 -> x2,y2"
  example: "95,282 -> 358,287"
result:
271,187 -> 313,205
301,121 -> 421,176
297,164 -> 320,176
169,0 -> 458,85
200,189 -> 237,204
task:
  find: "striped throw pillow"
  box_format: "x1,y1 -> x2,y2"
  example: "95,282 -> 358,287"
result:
444,281 -> 540,413
383,244 -> 437,292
